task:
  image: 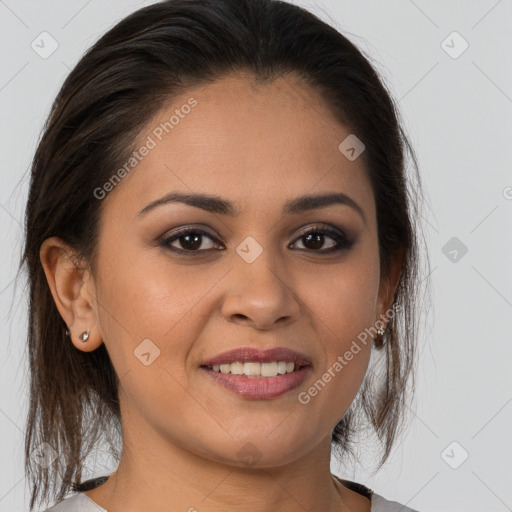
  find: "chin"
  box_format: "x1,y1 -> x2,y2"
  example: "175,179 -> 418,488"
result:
192,434 -> 318,469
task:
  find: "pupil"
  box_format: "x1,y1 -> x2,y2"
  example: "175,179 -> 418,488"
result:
305,233 -> 323,250
182,234 -> 201,250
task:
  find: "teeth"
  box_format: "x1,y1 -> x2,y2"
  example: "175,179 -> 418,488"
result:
209,361 -> 297,377
220,363 -> 231,374
261,362 -> 277,377
230,362 -> 244,375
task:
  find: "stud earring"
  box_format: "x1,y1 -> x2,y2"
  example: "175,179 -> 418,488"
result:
377,326 -> 386,336
79,330 -> 90,342
65,329 -> 70,336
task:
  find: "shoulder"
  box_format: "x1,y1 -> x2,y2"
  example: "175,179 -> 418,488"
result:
43,492 -> 106,512
371,491 -> 420,512
334,476 -> 420,512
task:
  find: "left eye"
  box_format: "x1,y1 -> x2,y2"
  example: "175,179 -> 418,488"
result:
289,226 -> 354,253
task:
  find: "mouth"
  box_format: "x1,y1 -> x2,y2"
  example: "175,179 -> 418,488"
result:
201,360 -> 309,378
200,346 -> 312,399
200,346 -> 312,374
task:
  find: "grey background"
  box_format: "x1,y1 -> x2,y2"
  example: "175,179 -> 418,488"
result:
1,1 -> 511,511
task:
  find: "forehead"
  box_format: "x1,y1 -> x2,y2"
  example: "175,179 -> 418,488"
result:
102,71 -> 374,221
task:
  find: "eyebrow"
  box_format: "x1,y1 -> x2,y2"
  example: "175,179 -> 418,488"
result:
136,191 -> 367,224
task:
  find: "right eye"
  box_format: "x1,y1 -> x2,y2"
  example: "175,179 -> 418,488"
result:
159,227 -> 225,255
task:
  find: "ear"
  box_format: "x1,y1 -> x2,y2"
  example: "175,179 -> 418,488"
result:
39,237 -> 103,353
376,246 -> 405,325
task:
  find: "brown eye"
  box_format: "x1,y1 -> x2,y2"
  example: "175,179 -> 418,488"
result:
160,228 -> 224,254
159,224 -> 354,256
290,226 -> 354,254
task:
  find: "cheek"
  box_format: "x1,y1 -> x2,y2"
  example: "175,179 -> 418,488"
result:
298,244 -> 380,396
297,267 -> 377,425
95,242 -> 226,368
304,247 -> 381,342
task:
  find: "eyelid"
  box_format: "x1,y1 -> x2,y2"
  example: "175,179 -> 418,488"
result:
293,222 -> 342,237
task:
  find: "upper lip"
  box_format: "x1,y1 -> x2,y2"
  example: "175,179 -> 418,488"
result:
201,347 -> 312,368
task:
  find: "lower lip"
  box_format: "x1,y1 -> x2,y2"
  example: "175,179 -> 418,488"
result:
201,366 -> 311,399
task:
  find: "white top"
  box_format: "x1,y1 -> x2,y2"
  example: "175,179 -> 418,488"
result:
44,488 -> 420,511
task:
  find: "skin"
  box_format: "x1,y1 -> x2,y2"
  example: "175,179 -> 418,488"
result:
40,71 -> 403,512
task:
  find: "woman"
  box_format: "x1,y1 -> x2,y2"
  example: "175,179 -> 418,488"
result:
22,0 -> 429,510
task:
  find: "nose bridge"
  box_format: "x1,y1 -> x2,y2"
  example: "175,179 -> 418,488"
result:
220,234 -> 300,328
235,234 -> 288,296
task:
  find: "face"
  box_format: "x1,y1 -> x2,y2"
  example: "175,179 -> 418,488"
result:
70,72 -> 394,469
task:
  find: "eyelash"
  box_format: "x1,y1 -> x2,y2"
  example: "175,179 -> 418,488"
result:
158,224 -> 354,256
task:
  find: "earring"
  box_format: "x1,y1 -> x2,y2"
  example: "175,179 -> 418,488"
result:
377,326 -> 386,336
79,330 -> 90,342
65,329 -> 70,336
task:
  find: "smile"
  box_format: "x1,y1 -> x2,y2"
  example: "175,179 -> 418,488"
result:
205,361 -> 302,377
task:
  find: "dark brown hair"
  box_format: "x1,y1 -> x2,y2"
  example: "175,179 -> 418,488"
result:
20,0 -> 430,509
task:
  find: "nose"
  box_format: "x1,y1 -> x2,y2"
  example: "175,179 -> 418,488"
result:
220,245 -> 301,330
